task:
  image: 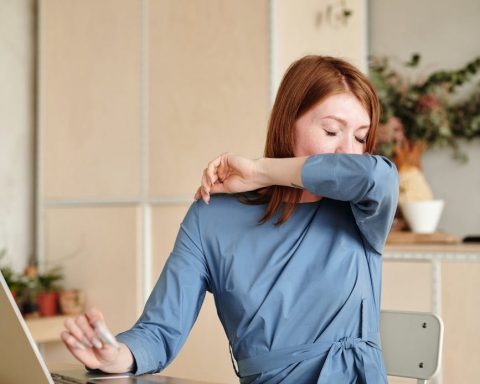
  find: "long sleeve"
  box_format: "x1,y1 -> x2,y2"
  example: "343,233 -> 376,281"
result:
301,153 -> 399,254
116,202 -> 211,375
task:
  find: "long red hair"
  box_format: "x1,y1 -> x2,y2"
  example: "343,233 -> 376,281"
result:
242,55 -> 380,225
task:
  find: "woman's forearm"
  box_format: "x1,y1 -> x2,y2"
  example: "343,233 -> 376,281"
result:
257,157 -> 308,189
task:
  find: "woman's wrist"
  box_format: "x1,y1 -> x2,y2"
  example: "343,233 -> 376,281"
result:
255,158 -> 273,188
99,343 -> 135,373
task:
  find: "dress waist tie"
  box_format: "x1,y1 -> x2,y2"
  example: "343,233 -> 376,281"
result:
230,298 -> 385,383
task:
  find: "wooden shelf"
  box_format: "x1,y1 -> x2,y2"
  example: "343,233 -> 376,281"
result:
386,242 -> 480,253
25,315 -> 70,343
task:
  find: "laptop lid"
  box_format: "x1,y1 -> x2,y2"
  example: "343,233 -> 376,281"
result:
0,270 -> 53,384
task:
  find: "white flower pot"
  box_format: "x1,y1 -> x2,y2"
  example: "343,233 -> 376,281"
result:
400,200 -> 445,234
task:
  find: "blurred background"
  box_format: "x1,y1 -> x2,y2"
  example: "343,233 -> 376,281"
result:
0,1 -> 479,383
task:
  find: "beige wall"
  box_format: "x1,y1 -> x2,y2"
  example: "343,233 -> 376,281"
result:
42,0 -> 142,199
273,0 -> 368,94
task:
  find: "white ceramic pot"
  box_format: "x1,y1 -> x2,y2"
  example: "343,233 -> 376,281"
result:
400,199 -> 445,234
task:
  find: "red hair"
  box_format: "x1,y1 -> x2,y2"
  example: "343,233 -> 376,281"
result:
242,55 -> 380,225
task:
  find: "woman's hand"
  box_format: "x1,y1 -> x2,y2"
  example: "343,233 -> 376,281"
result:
194,153 -> 267,204
61,308 -> 133,373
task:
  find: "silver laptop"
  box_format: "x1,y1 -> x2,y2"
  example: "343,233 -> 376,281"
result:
0,271 -> 171,384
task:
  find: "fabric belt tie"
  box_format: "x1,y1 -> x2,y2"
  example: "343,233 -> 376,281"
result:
230,298 -> 385,383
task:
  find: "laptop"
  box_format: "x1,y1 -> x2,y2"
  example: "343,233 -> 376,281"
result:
0,271 -> 173,384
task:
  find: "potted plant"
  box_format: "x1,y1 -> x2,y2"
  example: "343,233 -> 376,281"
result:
35,266 -> 64,317
370,54 -> 480,232
1,250 -> 20,297
0,250 -> 30,312
59,288 -> 86,316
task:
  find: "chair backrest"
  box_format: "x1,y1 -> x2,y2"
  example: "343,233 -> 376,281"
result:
380,310 -> 444,383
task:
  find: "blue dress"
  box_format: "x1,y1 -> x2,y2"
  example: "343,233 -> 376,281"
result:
117,154 -> 399,383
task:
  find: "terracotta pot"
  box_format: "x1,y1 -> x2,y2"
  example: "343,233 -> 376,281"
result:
59,289 -> 85,316
37,291 -> 59,317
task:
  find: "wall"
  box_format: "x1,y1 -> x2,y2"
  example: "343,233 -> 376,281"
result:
0,0 -> 35,272
272,0 -> 368,93
369,0 -> 480,238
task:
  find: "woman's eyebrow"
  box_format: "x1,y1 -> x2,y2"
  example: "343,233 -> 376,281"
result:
322,115 -> 370,130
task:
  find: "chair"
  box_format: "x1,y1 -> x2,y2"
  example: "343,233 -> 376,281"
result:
380,310 -> 444,384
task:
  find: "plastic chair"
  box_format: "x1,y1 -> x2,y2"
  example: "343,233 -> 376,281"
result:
380,310 -> 444,384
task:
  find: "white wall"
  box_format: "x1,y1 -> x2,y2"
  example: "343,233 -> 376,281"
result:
0,0 -> 35,271
369,0 -> 480,237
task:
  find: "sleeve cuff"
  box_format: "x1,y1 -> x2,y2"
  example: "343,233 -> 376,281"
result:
116,331 -> 158,375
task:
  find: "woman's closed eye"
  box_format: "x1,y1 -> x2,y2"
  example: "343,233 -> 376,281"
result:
323,129 -> 367,144
324,129 -> 338,137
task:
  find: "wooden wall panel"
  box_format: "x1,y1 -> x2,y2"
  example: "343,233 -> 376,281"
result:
441,262 -> 480,384
382,261 -> 432,383
273,0 -> 368,92
381,261 -> 432,312
148,0 -> 269,197
43,206 -> 141,333
42,0 -> 141,199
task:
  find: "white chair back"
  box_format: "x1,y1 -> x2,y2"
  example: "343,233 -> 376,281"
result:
380,310 -> 444,384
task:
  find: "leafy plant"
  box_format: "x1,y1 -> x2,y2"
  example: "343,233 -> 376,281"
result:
0,249 -> 28,295
36,266 -> 64,293
369,53 -> 480,161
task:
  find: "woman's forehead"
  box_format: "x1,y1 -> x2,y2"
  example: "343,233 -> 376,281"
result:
311,94 -> 370,125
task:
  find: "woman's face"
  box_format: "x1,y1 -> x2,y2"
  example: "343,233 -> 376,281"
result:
293,92 -> 370,156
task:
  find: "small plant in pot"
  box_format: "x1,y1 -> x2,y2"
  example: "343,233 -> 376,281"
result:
59,288 -> 86,316
1,265 -> 18,297
0,249 -> 27,305
36,266 -> 64,317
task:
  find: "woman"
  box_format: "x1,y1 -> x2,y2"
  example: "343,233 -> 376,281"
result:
62,56 -> 399,383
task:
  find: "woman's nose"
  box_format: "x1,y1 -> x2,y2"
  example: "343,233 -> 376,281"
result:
335,137 -> 354,154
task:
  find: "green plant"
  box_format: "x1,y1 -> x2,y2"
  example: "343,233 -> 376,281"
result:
36,266 -> 64,293
369,53 -> 480,161
0,249 -> 28,295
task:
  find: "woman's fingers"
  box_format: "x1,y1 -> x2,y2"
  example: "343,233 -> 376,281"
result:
61,331 -> 101,369
85,307 -> 105,323
194,187 -> 202,201
75,314 -> 103,349
201,170 -> 211,204
64,318 -> 92,348
62,308 -> 120,371
194,152 -> 252,203
207,154 -> 227,184
206,163 -> 218,186
61,330 -> 87,351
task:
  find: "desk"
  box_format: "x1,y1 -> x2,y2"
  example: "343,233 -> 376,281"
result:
48,363 -> 221,384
